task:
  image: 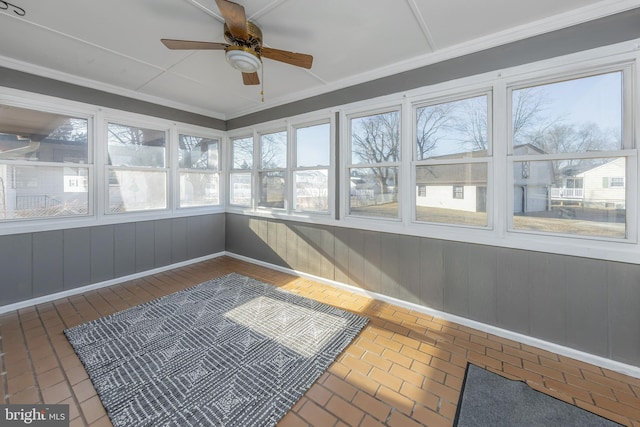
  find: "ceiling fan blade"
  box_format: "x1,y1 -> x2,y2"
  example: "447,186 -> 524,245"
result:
242,72 -> 260,85
161,39 -> 228,50
261,47 -> 313,69
215,0 -> 248,40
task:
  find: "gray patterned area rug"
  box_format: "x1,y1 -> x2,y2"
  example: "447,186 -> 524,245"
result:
65,273 -> 369,427
454,363 -> 623,426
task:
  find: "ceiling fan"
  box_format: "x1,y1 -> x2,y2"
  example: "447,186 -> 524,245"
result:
161,0 -> 313,86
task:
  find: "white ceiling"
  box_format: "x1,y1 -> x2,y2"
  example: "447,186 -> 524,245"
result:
0,0 -> 637,120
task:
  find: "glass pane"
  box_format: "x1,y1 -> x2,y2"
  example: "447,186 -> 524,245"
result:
351,111 -> 400,164
260,131 -> 286,169
0,105 -> 88,163
179,172 -> 219,207
349,167 -> 398,218
416,95 -> 488,160
415,164 -> 488,226
259,171 -> 285,209
179,135 -> 219,170
232,136 -> 253,170
107,123 -> 165,168
512,72 -> 622,153
513,157 -> 625,238
294,169 -> 328,212
230,172 -> 252,206
296,123 -> 330,167
108,169 -> 166,213
0,165 -> 89,219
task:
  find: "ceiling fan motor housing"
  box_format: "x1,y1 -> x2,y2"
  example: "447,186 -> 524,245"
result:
224,21 -> 263,52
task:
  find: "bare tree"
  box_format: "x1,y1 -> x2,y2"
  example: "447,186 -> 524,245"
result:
351,111 -> 400,192
415,103 -> 456,159
48,118 -> 88,144
260,132 -> 286,169
512,87 -> 548,145
232,137 -> 253,169
453,96 -> 488,151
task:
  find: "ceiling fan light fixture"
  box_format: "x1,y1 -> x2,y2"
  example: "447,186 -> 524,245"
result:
225,46 -> 261,73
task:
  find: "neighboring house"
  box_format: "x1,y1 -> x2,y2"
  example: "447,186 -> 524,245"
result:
295,170 -> 328,211
0,134 -> 88,218
415,162 -> 487,213
513,144 -> 555,214
550,157 -> 626,209
415,144 -> 555,214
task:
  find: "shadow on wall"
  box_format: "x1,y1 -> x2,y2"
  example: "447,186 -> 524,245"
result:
225,213 -> 441,312
224,213 -> 640,369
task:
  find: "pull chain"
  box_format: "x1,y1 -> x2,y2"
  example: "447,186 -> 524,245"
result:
260,64 -> 264,103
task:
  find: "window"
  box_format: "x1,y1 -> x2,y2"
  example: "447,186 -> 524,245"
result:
293,122 -> 331,213
348,110 -> 400,219
609,177 -> 625,188
107,122 -> 166,213
413,94 -> 490,227
0,105 -> 90,220
510,70 -> 629,239
258,131 -> 286,209
178,134 -> 219,207
453,185 -> 464,199
229,136 -> 253,207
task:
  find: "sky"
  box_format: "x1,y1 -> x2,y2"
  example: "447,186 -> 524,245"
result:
529,71 -> 622,133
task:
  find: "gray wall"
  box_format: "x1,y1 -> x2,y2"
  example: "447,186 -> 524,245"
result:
226,213 -> 640,367
0,214 -> 225,306
0,66 -> 226,131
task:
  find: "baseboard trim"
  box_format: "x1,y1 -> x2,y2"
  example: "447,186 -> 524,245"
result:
0,252 -> 226,315
225,251 -> 640,380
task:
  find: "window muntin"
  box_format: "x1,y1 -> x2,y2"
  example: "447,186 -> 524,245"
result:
258,131 -> 286,209
0,105 -> 91,220
178,134 -> 220,207
413,94 -> 490,227
106,122 -> 167,213
509,70 -> 629,239
348,110 -> 400,219
294,123 -> 330,212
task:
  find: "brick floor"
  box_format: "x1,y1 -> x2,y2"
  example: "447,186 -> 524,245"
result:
1,256 -> 639,426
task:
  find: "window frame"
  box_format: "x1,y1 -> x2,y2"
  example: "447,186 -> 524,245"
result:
104,118 -> 170,215
291,119 -> 333,215
0,98 -> 95,223
410,89 -> 494,229
506,64 -> 637,242
344,105 -> 403,221
175,127 -> 223,210
228,134 -> 255,209
257,128 -> 288,211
